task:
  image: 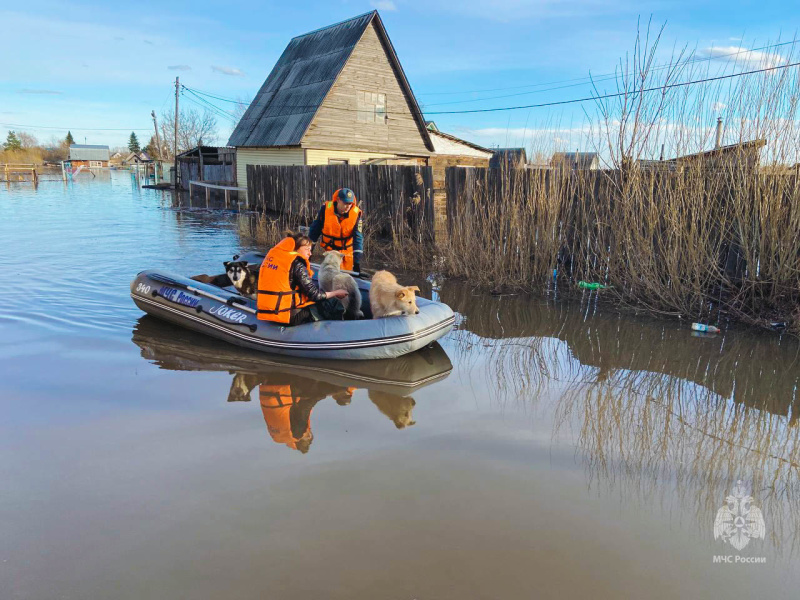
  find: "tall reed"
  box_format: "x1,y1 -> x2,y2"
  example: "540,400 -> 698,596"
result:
440,24 -> 800,329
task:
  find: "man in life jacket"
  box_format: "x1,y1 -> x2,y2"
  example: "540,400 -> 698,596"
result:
257,232 -> 347,326
309,188 -> 363,273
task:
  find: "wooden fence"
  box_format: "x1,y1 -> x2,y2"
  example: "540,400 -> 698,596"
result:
247,164 -> 435,241
444,166 -> 800,320
179,163 -> 234,189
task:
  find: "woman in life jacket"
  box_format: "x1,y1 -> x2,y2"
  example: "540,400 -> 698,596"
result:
257,230 -> 348,326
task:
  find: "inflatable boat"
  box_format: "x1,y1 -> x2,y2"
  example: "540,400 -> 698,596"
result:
132,315 -> 453,396
130,253 -> 455,360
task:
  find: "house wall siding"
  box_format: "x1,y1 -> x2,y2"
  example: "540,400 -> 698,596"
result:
236,147 -> 305,194
305,148 -> 399,165
301,22 -> 429,156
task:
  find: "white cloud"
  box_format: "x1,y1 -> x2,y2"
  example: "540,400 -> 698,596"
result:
698,46 -> 787,70
168,65 -> 191,71
711,101 -> 727,112
17,89 -> 62,95
371,0 -> 397,10
211,65 -> 245,76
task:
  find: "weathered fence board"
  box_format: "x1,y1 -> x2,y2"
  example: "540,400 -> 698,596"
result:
179,163 -> 235,189
444,166 -> 800,319
247,164 -> 435,242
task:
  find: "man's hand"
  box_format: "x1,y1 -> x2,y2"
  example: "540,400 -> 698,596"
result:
327,289 -> 349,300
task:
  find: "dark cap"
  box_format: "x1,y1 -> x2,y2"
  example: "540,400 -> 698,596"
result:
334,188 -> 356,204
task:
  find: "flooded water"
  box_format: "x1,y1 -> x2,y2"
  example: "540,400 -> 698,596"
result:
2,172 -> 799,599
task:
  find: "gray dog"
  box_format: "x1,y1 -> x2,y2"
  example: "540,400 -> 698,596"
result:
318,251 -> 363,320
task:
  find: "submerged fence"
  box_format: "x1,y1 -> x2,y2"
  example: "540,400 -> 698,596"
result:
444,166 -> 800,323
247,164 -> 435,242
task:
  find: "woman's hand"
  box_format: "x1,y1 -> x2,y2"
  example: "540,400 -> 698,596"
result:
326,289 -> 349,300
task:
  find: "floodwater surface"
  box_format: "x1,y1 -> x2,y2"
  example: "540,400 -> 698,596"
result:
1,172 -> 799,599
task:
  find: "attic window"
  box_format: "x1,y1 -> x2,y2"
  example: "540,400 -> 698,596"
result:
357,91 -> 387,124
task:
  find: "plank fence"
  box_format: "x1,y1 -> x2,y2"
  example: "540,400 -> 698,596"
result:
444,166 -> 800,319
247,164 -> 435,242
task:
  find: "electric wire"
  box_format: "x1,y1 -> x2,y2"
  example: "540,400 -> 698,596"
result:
184,60 -> 800,119
416,39 -> 798,97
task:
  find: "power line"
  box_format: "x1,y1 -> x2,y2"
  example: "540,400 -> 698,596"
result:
188,60 -> 800,120
416,39 -> 799,97
182,86 -> 250,105
181,87 -> 238,122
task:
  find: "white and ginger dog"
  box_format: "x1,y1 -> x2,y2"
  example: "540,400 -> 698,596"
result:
318,250 -> 363,320
369,270 -> 420,318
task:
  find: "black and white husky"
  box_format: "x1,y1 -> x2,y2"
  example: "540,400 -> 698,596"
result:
223,260 -> 259,299
191,260 -> 259,299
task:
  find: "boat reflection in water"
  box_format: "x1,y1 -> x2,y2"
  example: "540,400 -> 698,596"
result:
131,316 -> 452,452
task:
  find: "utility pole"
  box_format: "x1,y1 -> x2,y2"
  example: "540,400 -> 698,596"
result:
174,76 -> 180,189
151,110 -> 162,160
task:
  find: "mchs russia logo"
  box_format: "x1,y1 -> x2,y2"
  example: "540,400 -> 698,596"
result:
714,480 -> 766,552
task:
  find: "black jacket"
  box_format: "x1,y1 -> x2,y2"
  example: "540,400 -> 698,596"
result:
288,258 -> 327,303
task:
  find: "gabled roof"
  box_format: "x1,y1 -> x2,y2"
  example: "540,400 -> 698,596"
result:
228,10 -> 433,151
551,151 -> 599,168
69,144 -> 110,161
489,148 -> 527,168
673,139 -> 766,162
429,129 -> 492,157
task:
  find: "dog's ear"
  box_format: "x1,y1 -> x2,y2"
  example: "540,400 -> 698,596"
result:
407,286 -> 420,293
223,261 -> 231,269
395,289 -> 406,299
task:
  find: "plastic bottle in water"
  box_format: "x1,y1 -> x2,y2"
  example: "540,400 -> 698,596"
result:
578,281 -> 608,290
691,323 -> 720,333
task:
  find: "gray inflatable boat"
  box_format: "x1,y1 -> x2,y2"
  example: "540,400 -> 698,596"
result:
130,254 -> 455,360
132,315 -> 453,396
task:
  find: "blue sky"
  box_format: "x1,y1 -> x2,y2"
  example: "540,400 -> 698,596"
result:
1,0 -> 795,151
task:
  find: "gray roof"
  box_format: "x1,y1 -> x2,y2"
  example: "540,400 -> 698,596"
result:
551,152 -> 598,168
228,11 -> 432,151
69,144 -> 110,161
489,148 -> 527,168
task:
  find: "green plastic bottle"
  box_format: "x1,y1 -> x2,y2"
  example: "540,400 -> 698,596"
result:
578,281 -> 608,290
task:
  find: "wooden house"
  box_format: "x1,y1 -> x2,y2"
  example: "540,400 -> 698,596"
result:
634,139 -> 767,173
550,151 -> 599,170
424,121 -> 492,238
489,148 -> 528,169
67,144 -> 110,168
228,10 -> 434,196
176,146 -> 236,189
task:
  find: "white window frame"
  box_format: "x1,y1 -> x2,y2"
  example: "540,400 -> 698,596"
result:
357,91 -> 387,124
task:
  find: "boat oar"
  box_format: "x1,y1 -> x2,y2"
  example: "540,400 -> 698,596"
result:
146,273 -> 256,314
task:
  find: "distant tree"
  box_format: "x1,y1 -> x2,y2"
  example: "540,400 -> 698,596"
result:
232,96 -> 250,125
65,131 -> 75,146
159,107 -> 218,157
4,131 -> 22,152
17,131 -> 39,149
144,135 -> 160,158
128,132 -> 141,153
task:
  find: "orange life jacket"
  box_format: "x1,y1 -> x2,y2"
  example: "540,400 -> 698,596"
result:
259,384 -> 310,450
319,199 -> 361,270
257,237 -> 316,323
